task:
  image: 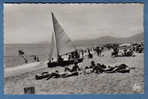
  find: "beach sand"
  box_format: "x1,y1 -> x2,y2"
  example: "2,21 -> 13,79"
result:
4,51 -> 144,94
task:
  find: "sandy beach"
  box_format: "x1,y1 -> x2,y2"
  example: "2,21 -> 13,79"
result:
4,51 -> 144,94
4,3 -> 144,94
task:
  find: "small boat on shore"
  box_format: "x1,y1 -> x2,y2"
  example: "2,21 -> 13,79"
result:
47,12 -> 83,67
4,12 -> 83,78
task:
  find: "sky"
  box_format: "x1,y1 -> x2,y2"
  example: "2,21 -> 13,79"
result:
4,3 -> 144,44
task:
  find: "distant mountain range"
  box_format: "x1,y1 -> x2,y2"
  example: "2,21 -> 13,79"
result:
73,33 -> 144,47
5,33 -> 144,48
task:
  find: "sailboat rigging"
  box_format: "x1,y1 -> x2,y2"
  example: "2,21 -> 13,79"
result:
47,12 -> 83,67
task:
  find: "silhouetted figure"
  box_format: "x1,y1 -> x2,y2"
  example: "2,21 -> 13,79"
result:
88,50 -> 93,59
24,58 -> 28,63
36,56 -> 40,62
74,50 -> 80,59
68,54 -> 73,60
58,55 -> 63,63
22,55 -> 28,63
90,61 -> 96,68
96,47 -> 102,56
81,50 -> 84,58
65,62 -> 80,72
72,62 -> 81,72
18,49 -> 28,63
112,47 -> 119,57
18,49 -> 24,56
34,55 -> 40,62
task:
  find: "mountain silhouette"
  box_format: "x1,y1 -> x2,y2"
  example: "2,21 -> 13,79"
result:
74,33 -> 144,47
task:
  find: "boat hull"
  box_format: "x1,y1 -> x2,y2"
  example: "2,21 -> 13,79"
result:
47,58 -> 83,67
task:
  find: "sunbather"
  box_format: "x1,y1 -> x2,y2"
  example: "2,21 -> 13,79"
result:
46,70 -> 61,80
65,62 -> 81,72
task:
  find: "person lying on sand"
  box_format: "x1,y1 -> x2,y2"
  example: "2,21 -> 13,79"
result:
35,72 -> 50,80
35,70 -> 80,80
35,62 -> 134,80
61,71 -> 79,78
84,61 -> 106,74
35,70 -> 61,80
89,62 -> 132,74
64,62 -> 81,73
91,63 -> 105,73
46,70 -> 61,80
104,64 -> 131,73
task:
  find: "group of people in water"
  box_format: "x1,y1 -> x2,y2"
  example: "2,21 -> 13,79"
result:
18,49 -> 40,64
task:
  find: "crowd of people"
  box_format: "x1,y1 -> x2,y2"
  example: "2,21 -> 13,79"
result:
35,42 -> 144,80
18,41 -> 144,65
111,42 -> 144,57
132,42 -> 144,53
35,60 -> 134,80
17,42 -> 143,80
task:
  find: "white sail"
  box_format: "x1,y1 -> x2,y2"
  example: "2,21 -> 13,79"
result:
49,32 -> 58,61
51,12 -> 76,56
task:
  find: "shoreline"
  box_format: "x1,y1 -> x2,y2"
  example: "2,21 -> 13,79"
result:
4,53 -> 144,94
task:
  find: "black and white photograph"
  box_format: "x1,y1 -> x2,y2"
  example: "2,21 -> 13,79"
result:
4,3 -> 144,94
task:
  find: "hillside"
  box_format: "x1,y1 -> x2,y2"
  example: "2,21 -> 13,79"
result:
5,33 -> 144,48
74,33 -> 144,47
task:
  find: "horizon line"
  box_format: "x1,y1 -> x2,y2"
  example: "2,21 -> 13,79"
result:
4,32 -> 144,44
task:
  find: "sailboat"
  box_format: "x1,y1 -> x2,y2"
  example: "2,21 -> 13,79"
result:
47,12 -> 83,67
